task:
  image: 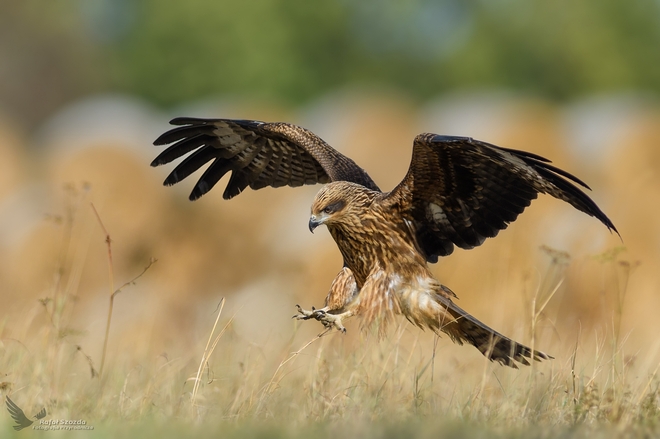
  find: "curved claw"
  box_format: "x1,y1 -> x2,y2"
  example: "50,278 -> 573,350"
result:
316,311 -> 348,333
293,304 -> 313,320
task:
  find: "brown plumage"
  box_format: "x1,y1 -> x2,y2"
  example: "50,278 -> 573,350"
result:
153,117 -> 619,367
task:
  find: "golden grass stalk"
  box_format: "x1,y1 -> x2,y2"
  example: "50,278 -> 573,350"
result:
190,297 -> 235,417
91,203 -> 115,379
255,327 -> 332,415
91,203 -> 157,379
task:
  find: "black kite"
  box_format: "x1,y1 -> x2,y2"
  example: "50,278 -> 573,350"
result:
152,118 -> 618,367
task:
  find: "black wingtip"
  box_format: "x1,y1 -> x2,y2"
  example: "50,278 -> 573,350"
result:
608,222 -> 621,239
515,151 -> 620,238
581,199 -> 621,238
163,170 -> 182,186
189,181 -> 209,201
169,117 -> 203,126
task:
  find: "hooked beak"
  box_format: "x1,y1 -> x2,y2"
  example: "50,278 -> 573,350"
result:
308,215 -> 322,233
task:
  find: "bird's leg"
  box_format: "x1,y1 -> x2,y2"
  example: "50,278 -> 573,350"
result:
293,304 -> 329,320
313,309 -> 354,333
293,305 -> 353,333
293,266 -> 358,333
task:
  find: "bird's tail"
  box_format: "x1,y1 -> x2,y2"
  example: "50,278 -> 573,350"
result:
406,285 -> 552,368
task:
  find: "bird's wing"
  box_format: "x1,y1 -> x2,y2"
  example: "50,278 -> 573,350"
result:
385,134 -> 619,262
152,118 -> 379,200
34,407 -> 47,420
5,396 -> 33,430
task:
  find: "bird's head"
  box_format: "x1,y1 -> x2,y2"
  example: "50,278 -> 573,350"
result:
308,181 -> 377,233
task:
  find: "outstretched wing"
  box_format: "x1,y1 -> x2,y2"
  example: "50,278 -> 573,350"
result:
152,118 -> 379,200
34,407 -> 47,420
386,134 -> 619,262
5,396 -> 33,431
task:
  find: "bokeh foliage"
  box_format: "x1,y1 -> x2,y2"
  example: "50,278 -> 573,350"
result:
2,0 -> 660,126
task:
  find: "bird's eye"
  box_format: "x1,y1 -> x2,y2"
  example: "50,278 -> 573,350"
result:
321,201 -> 345,215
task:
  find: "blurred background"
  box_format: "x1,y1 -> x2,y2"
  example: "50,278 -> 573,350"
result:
1,0 -> 659,377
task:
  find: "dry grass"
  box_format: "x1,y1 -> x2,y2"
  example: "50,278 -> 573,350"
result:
1,205 -> 658,438
1,95 -> 659,437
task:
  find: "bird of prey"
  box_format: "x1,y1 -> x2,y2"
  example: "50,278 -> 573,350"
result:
152,117 -> 618,367
5,396 -> 47,431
